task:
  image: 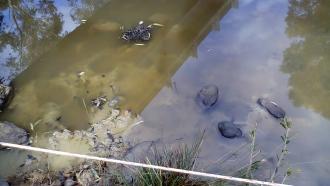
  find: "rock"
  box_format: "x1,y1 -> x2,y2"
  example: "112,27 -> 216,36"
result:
0,83 -> 12,111
196,85 -> 219,108
0,121 -> 29,146
218,121 -> 242,139
257,98 -> 286,119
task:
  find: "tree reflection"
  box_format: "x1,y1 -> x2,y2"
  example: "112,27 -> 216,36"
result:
67,0 -> 110,23
0,0 -> 63,76
282,0 -> 330,118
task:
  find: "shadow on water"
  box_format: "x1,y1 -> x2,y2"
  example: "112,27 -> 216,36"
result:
282,0 -> 330,119
0,0 -> 234,131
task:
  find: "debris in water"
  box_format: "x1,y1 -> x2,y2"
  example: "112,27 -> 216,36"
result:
121,21 -> 153,42
77,71 -> 85,76
91,96 -> 107,109
77,71 -> 87,83
152,23 -> 164,27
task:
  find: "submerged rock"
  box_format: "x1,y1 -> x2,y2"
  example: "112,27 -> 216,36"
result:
0,121 -> 29,146
196,85 -> 219,108
218,120 -> 242,139
0,82 -> 12,111
121,21 -> 152,42
257,98 -> 286,119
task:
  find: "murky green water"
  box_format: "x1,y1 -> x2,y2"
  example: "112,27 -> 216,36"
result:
1,0 -> 330,185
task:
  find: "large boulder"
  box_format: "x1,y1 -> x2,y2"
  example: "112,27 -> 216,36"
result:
0,121 -> 29,146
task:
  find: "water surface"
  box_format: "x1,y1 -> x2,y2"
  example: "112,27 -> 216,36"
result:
1,0 -> 330,185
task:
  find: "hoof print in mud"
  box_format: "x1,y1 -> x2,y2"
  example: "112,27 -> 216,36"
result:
257,98 -> 286,119
121,21 -> 153,42
196,85 -> 219,108
0,121 -> 29,148
218,120 -> 242,139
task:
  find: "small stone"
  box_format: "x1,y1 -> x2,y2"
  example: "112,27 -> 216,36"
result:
218,121 -> 242,139
196,85 -> 219,108
257,98 -> 286,119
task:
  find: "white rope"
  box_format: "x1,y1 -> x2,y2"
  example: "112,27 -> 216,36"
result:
0,142 -> 291,186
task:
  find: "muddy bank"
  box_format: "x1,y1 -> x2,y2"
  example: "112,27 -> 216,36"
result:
2,109 -> 143,185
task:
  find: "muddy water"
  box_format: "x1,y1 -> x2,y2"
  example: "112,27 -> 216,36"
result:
1,0 -> 233,131
1,0 -> 330,185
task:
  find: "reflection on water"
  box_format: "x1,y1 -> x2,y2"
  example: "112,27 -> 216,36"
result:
68,0 -> 111,23
127,0 -> 330,185
0,0 -> 110,79
0,0 -> 63,77
282,0 -> 330,119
